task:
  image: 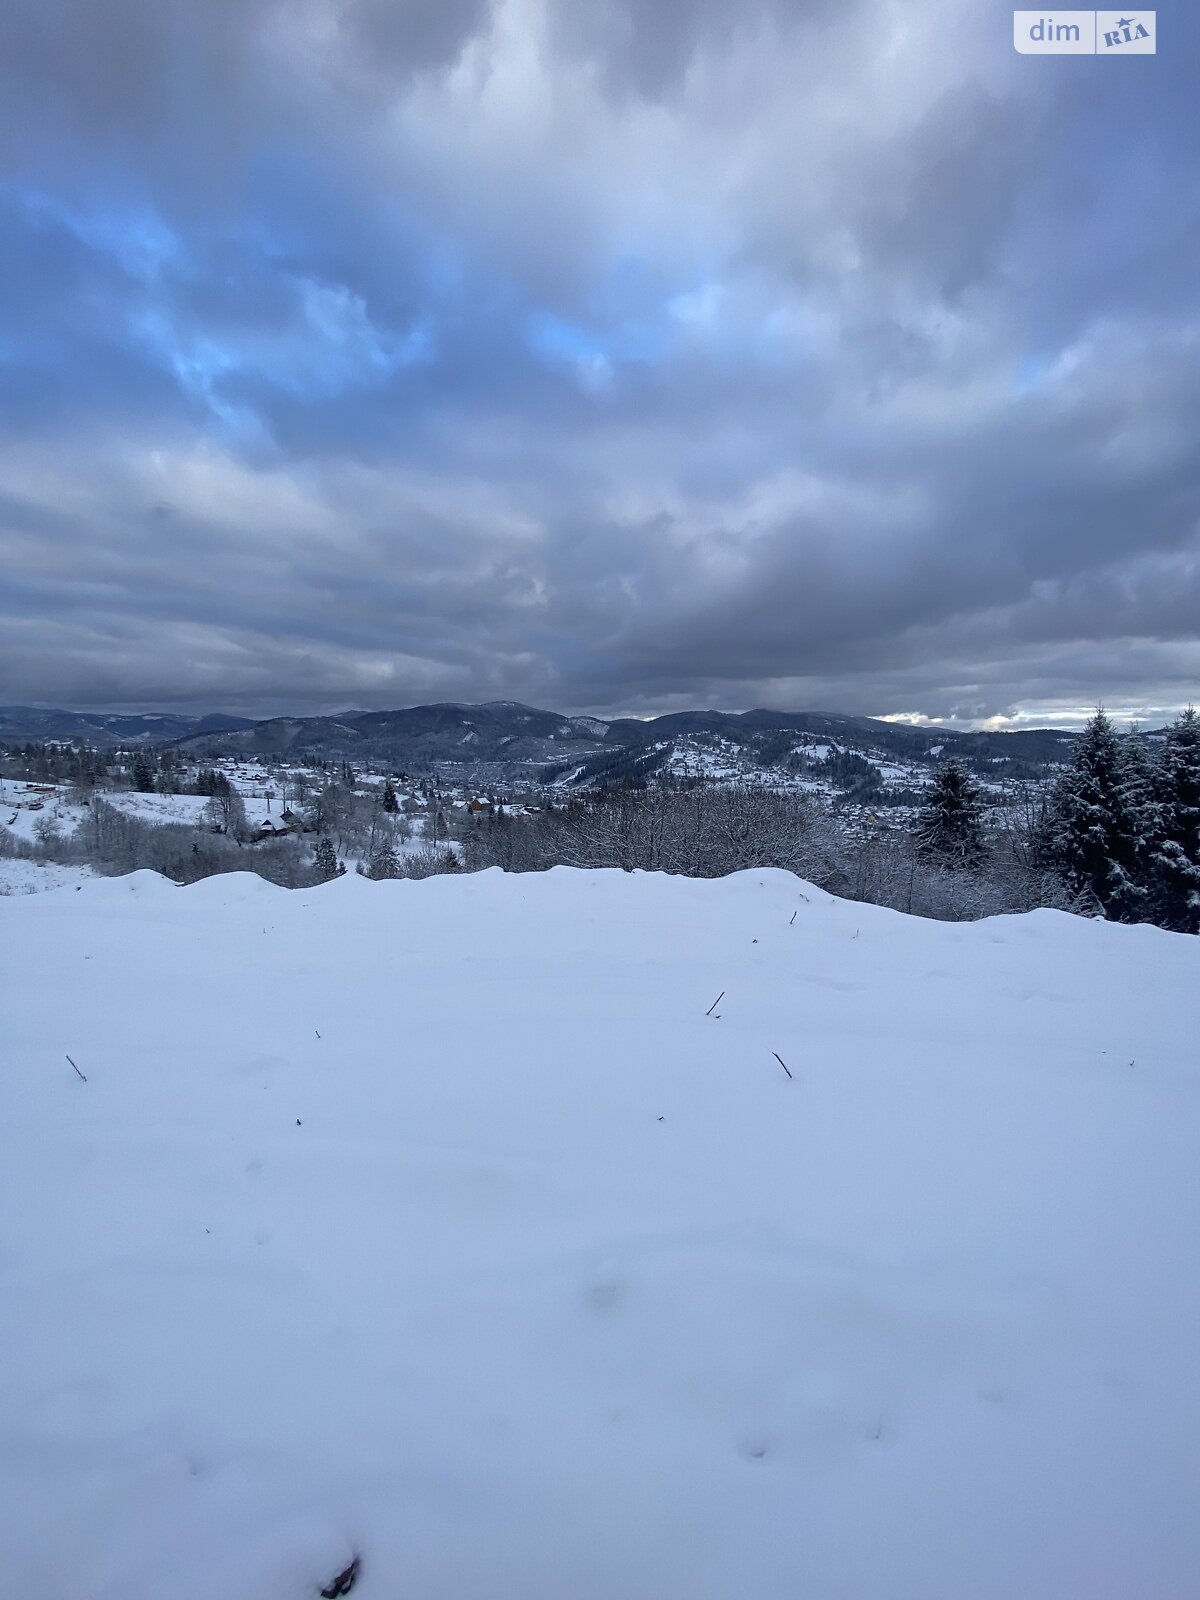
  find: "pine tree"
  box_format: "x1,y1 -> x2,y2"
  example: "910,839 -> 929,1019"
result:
368,842 -> 402,880
313,837 -> 340,882
915,759 -> 985,865
1049,710 -> 1150,921
382,778 -> 399,814
1115,728 -> 1159,919
1151,707 -> 1200,933
129,749 -> 155,793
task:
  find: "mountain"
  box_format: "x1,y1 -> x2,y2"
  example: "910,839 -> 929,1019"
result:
0,706 -> 254,746
0,699 -> 1082,787
161,701 -> 1081,785
161,701 -> 612,765
596,709 -> 1078,771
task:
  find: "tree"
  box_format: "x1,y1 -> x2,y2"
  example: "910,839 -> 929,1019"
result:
1048,710 -> 1149,921
307,782 -> 348,841
155,749 -> 182,794
1117,727 -> 1160,899
195,767 -> 239,800
1151,707 -> 1200,933
129,749 -> 156,793
915,760 -> 985,866
205,785 -> 248,842
367,842 -> 402,879
382,778 -> 399,814
313,836 -> 343,881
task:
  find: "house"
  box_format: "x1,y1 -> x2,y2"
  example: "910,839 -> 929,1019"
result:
251,818 -> 290,842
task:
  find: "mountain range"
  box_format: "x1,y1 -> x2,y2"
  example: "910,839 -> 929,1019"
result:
0,706 -> 255,745
0,700 -> 1084,785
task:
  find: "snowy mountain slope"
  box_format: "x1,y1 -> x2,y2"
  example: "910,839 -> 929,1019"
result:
0,698 -> 1081,787
2,870 -> 1198,1600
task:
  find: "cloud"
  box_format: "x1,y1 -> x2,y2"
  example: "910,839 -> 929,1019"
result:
1,0 -> 1198,723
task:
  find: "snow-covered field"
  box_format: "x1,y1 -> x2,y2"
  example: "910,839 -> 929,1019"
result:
0,781 -> 88,843
2,869 -> 1198,1600
103,789 -> 277,829
0,858 -> 95,895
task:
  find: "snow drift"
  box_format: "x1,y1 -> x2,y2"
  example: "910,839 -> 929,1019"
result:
2,868 -> 1198,1599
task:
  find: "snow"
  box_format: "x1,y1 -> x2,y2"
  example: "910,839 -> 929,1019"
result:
0,781 -> 88,843
2,869 -> 1198,1600
0,774 -> 287,848
0,858 -> 95,895
104,790 -> 276,829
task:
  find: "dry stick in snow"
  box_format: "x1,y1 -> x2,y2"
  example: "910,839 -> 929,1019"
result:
705,991 -> 724,1017
320,1555 -> 361,1597
65,1054 -> 87,1083
789,911 -> 797,925
771,1051 -> 793,1080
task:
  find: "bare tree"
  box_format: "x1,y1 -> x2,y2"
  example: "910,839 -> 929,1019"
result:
205,786 -> 248,842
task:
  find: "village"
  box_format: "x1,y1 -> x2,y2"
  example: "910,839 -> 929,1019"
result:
1,716 -> 1071,896
0,744 -> 556,893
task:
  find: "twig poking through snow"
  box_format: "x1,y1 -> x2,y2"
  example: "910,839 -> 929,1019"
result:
789,911 -> 797,925
320,1554 -> 361,1597
771,1052 -> 793,1080
705,991 -> 724,1017
65,1054 -> 87,1083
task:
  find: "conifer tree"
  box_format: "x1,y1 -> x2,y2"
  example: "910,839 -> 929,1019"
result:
129,749 -> 156,793
313,836 -> 340,881
915,759 -> 985,865
1049,710 -> 1149,920
368,842 -> 402,880
382,778 -> 399,814
1116,727 -> 1159,914
1151,707 -> 1200,933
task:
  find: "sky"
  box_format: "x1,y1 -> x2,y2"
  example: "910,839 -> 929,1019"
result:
1,0 -> 1198,729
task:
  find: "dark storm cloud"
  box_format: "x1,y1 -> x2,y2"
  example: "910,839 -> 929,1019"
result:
549,0 -> 852,100
1,0 -> 1198,726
